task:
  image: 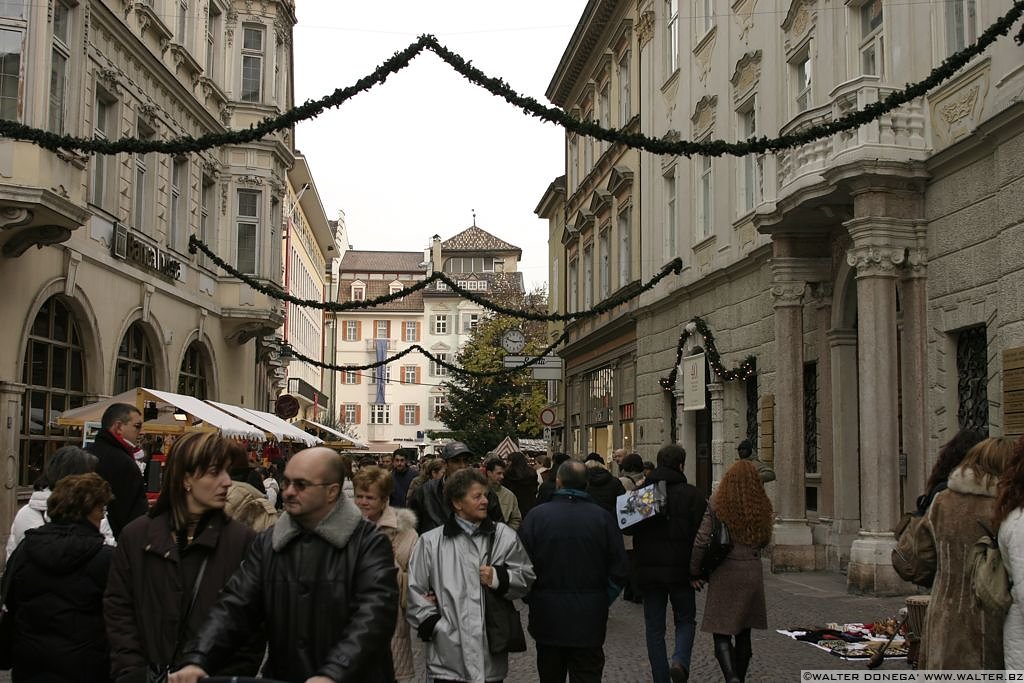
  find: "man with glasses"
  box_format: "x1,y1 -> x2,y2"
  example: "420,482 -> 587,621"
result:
88,403 -> 148,538
171,446 -> 398,683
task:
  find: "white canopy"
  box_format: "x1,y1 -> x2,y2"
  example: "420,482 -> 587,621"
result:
299,418 -> 368,449
207,401 -> 321,447
142,389 -> 268,440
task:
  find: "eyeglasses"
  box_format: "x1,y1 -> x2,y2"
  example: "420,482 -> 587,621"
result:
281,477 -> 337,493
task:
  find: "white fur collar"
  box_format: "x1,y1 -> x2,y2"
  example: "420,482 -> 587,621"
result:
272,496 -> 363,551
947,466 -> 998,498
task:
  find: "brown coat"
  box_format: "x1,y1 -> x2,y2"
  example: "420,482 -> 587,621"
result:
690,503 -> 767,635
377,505 -> 418,681
104,510 -> 260,681
919,466 -> 1004,670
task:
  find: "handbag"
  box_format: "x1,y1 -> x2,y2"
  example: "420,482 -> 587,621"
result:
698,509 -> 733,579
615,480 -> 668,531
891,511 -> 936,587
482,532 -> 527,654
970,521 -> 1012,617
148,554 -> 210,683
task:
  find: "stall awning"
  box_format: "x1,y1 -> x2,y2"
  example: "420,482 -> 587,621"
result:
207,402 -> 321,447
142,390 -> 268,440
298,418 -> 368,449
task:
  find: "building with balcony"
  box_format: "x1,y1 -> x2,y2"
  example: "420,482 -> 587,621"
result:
550,0 -> 1024,593
0,0 -> 298,547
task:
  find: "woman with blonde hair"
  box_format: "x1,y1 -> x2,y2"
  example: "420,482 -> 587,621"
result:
918,436 -> 1017,669
352,466 -> 418,682
690,459 -> 773,683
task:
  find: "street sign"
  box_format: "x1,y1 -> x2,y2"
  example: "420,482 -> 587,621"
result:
539,407 -> 557,426
502,355 -> 563,369
275,394 -> 300,419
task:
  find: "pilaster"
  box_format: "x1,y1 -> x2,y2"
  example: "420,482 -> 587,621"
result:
0,381 -> 25,570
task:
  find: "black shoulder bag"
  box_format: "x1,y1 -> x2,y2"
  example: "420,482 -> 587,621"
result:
698,509 -> 733,579
148,554 -> 209,683
482,531 -> 527,654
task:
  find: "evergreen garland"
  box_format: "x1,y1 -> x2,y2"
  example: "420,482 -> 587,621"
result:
658,317 -> 757,391
1,1 -> 1021,157
189,235 -> 681,322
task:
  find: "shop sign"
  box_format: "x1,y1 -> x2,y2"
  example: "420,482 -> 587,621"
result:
682,353 -> 706,411
112,223 -> 182,281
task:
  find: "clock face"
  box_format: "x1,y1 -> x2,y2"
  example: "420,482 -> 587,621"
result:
502,329 -> 526,354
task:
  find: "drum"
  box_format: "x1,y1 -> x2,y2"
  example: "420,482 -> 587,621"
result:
905,595 -> 930,641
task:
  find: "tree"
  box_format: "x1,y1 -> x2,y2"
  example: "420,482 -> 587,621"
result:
436,284 -> 550,456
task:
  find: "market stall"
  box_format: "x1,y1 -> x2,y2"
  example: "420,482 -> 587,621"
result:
206,401 -> 321,447
296,418 -> 367,450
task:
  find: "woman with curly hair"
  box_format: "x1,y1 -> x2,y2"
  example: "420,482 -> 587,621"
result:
994,438 -> 1024,669
690,459 -> 773,683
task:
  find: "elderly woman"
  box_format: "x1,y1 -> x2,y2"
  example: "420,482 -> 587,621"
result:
353,466 -> 418,682
104,432 -> 263,682
408,468 -> 535,683
1,473 -> 114,682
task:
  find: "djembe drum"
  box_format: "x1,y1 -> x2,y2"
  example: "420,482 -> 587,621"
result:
905,595 -> 930,668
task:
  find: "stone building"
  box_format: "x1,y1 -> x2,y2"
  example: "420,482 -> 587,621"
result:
0,0 -> 298,548
548,0 -> 1024,593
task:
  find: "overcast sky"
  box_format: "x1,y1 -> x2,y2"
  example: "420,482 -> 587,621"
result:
292,3 -> 587,291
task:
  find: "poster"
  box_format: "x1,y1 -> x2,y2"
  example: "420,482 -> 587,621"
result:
683,353 -> 706,411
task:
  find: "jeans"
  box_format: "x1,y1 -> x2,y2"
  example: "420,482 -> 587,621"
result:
642,583 -> 697,683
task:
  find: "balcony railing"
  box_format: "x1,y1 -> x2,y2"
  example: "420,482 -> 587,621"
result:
365,338 -> 397,352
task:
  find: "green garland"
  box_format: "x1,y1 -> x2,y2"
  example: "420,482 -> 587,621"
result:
659,317 -> 757,391
188,235 -> 682,322
284,328 -> 572,379
2,1 -> 1022,157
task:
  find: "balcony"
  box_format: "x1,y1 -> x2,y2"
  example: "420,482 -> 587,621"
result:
218,281 -> 286,344
365,338 -> 397,352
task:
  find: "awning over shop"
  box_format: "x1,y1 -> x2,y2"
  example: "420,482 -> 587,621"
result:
298,418 -> 368,449
207,401 -> 321,447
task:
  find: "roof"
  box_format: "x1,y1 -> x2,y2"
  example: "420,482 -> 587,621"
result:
337,278 -> 425,311
546,0 -> 621,106
442,226 -> 521,255
339,250 -> 424,273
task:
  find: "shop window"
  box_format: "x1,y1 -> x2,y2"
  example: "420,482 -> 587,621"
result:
177,341 -> 208,399
115,321 -> 155,394
956,325 -> 989,434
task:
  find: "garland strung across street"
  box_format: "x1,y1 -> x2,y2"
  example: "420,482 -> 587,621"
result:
188,235 -> 682,322
659,317 -> 757,391
3,1 -> 1023,157
282,328 -> 572,379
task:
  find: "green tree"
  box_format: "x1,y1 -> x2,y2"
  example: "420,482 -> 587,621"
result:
436,285 -> 549,456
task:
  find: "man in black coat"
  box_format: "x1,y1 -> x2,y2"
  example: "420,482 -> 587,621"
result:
170,447 -> 398,683
407,441 -> 501,534
629,444 -> 707,683
583,454 -> 626,515
88,402 -> 148,538
519,460 -> 629,683
388,448 -> 418,508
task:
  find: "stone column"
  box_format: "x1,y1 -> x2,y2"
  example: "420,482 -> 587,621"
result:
708,381 -> 725,485
900,251 -> 928,512
0,381 -> 25,569
828,329 -> 862,570
811,285 -> 835,520
846,243 -> 907,594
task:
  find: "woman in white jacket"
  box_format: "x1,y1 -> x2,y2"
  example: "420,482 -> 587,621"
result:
996,440 -> 1024,669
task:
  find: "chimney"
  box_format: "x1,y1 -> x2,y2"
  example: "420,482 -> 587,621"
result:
431,234 -> 442,272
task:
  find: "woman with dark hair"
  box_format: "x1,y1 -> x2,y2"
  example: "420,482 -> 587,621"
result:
918,428 -> 986,512
6,445 -> 113,560
691,460 -> 773,683
407,468 -> 535,683
995,438 -> 1024,669
104,432 -> 262,682
405,457 -> 444,505
619,453 -> 646,491
1,473 -> 114,682
502,452 -> 539,518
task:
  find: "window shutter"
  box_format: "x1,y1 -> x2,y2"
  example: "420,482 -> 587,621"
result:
416,321 -> 422,341
414,405 -> 421,425
372,320 -> 379,338
415,367 -> 421,384
354,405 -> 361,423
356,321 -> 362,340
386,320 -> 392,338
355,371 -> 361,385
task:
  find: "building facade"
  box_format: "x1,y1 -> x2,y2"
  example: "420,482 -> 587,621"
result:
0,0 -> 298,547
551,0 -> 1024,593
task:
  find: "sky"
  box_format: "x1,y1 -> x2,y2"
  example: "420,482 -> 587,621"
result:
291,2 -> 589,291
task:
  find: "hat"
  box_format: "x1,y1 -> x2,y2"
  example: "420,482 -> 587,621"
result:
441,441 -> 474,461
737,439 -> 754,454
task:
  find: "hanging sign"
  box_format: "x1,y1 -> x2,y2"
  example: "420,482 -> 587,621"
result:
682,353 -> 706,411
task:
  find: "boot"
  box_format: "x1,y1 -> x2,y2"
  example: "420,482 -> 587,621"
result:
734,630 -> 752,682
713,635 -> 741,683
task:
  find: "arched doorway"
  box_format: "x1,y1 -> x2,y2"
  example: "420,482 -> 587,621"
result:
178,341 -> 211,399
115,321 -> 156,392
20,297 -> 87,486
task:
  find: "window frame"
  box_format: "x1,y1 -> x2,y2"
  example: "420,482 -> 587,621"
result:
664,168 -> 677,256
48,1 -> 72,134
617,51 -> 630,125
240,23 -> 265,103
431,395 -> 446,420
738,100 -> 761,214
369,403 -> 391,425
697,152 -> 713,241
169,157 -> 188,252
403,321 -> 418,342
598,226 -> 611,301
343,403 -> 358,424
0,25 -> 25,122
90,88 -> 116,209
792,51 -> 812,114
235,188 -> 261,275
945,0 -> 977,54
666,0 -> 679,74
431,353 -> 449,377
433,314 -> 448,335
858,0 -> 884,78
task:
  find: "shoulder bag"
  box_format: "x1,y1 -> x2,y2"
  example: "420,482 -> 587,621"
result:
148,554 -> 209,683
698,509 -> 733,579
482,531 -> 527,654
970,521 -> 1012,617
891,511 -> 936,587
615,480 -> 668,531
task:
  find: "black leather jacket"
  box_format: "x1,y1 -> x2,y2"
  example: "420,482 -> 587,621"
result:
178,498 -> 398,682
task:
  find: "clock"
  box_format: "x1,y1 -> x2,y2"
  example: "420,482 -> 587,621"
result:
501,329 -> 527,354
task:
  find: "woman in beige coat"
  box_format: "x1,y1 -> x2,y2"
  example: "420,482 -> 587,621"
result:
353,466 -> 418,681
919,436 -> 1017,670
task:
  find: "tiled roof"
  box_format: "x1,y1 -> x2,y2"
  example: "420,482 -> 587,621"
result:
339,251 -> 424,273
441,226 -> 521,253
337,278 -> 424,312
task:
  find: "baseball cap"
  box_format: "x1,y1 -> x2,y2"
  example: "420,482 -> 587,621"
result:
441,441 -> 474,461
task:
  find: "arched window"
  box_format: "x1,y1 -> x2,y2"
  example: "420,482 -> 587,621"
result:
178,341 -> 209,399
20,297 -> 86,486
115,321 -> 155,393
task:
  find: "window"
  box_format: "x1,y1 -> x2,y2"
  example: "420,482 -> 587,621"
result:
177,341 -> 208,399
344,370 -> 358,384
618,52 -> 630,125
568,136 -> 579,193
700,0 -> 714,35
370,366 -> 392,384
48,2 -> 71,133
598,85 -> 611,155
859,0 -> 884,77
666,0 -> 679,73
134,121 -> 155,232
206,3 -> 222,82
403,321 -> 418,342
177,0 -> 188,47
343,404 -> 358,424
433,315 -> 449,335
956,325 -> 989,433
240,25 -> 264,103
0,2 -> 26,19
199,178 -> 214,266
374,320 -> 389,339
697,154 -> 712,240
793,53 -> 812,113
369,404 -> 390,425
389,283 -> 402,295
444,256 -> 495,274
431,353 -> 449,377
568,258 -> 579,314
618,208 -> 632,287
583,109 -> 594,173
343,320 -> 359,341
739,103 -> 761,213
431,395 -> 447,420
582,243 -> 593,310
91,90 -> 114,208
115,322 -> 155,394
462,313 -> 480,333
402,366 -> 417,384
401,404 -> 419,426
945,0 -> 976,53
351,283 -> 365,301
236,189 -> 260,275
0,28 -> 23,121
664,169 -> 677,256
169,158 -> 187,251
598,227 -> 611,300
